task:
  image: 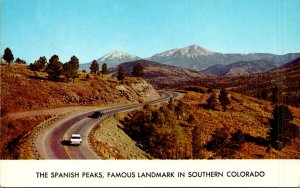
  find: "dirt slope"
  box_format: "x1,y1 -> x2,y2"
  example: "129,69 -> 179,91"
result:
0,63 -> 160,114
0,62 -> 160,158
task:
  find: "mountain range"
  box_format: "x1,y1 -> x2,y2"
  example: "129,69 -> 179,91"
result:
148,45 -> 300,70
80,51 -> 140,70
79,45 -> 300,75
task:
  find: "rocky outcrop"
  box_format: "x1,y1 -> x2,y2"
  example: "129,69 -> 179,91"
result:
116,78 -> 160,102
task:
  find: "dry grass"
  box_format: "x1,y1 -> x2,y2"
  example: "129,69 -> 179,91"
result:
0,115 -> 51,159
89,115 -> 150,159
0,63 -> 159,159
121,91 -> 300,159
0,63 -> 159,115
180,91 -> 300,158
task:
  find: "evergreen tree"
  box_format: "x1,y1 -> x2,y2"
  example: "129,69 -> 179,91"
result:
230,129 -> 245,149
117,67 -> 126,80
175,100 -> 184,118
269,104 -> 294,149
101,63 -> 108,75
192,126 -> 205,159
62,62 -> 72,82
90,60 -> 99,74
285,123 -> 300,143
207,93 -> 218,110
132,63 -> 144,77
219,88 -> 230,111
30,56 -> 47,71
15,58 -> 26,64
168,97 -> 174,109
205,128 -> 231,159
207,87 -> 213,93
86,73 -> 91,80
62,55 -> 79,82
46,55 -> 62,81
70,56 -> 79,82
3,48 -> 14,64
272,85 -> 282,104
261,89 -> 268,100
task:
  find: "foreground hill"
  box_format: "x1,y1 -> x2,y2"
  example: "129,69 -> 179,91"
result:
0,62 -> 160,158
121,91 -> 300,159
0,63 -> 159,115
116,59 -> 209,88
149,44 -> 300,70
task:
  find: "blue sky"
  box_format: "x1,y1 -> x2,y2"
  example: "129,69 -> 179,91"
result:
1,0 -> 300,63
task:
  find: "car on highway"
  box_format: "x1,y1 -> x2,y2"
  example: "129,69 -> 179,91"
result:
89,111 -> 103,118
69,134 -> 82,145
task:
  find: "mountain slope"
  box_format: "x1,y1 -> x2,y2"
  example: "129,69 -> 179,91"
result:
280,57 -> 300,69
116,59 -> 209,88
122,91 -> 300,159
180,57 -> 300,106
149,44 -> 300,70
80,51 -> 140,70
204,59 -> 278,76
0,62 -> 161,159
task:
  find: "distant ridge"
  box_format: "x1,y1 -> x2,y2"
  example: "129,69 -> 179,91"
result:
80,45 -> 300,72
204,59 -> 278,76
149,45 -> 300,70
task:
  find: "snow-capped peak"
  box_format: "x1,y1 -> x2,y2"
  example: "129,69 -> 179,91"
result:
152,44 -> 215,58
99,51 -> 139,61
179,45 -> 214,56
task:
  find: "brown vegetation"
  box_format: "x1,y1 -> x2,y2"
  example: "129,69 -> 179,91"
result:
1,115 -> 51,159
122,91 -> 300,159
0,63 -> 159,115
0,62 -> 159,159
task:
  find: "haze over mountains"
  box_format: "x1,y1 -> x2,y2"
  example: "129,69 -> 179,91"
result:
80,44 -> 300,76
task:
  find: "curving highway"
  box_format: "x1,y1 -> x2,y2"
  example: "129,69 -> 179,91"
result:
36,91 -> 182,159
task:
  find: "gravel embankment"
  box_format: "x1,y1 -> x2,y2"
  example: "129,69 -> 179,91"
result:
90,116 -> 150,159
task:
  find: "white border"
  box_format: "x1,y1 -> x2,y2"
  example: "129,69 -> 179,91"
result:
1,160 -> 299,187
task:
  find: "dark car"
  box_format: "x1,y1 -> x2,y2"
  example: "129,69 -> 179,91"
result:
89,111 -> 103,118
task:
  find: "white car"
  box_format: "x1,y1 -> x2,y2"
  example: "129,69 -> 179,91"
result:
69,134 -> 82,145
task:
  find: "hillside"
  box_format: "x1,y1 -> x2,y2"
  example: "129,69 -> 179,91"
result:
218,57 -> 300,106
0,62 -> 160,158
120,91 -> 300,159
164,57 -> 300,107
204,59 -> 278,76
0,63 -> 159,115
116,59 -> 209,88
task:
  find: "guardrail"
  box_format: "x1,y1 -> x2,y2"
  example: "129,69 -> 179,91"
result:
27,112 -> 75,159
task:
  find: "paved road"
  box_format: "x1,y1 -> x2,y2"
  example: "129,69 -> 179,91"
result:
36,91 -> 182,159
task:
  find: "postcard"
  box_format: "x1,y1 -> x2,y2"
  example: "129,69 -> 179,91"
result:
1,0 -> 299,187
